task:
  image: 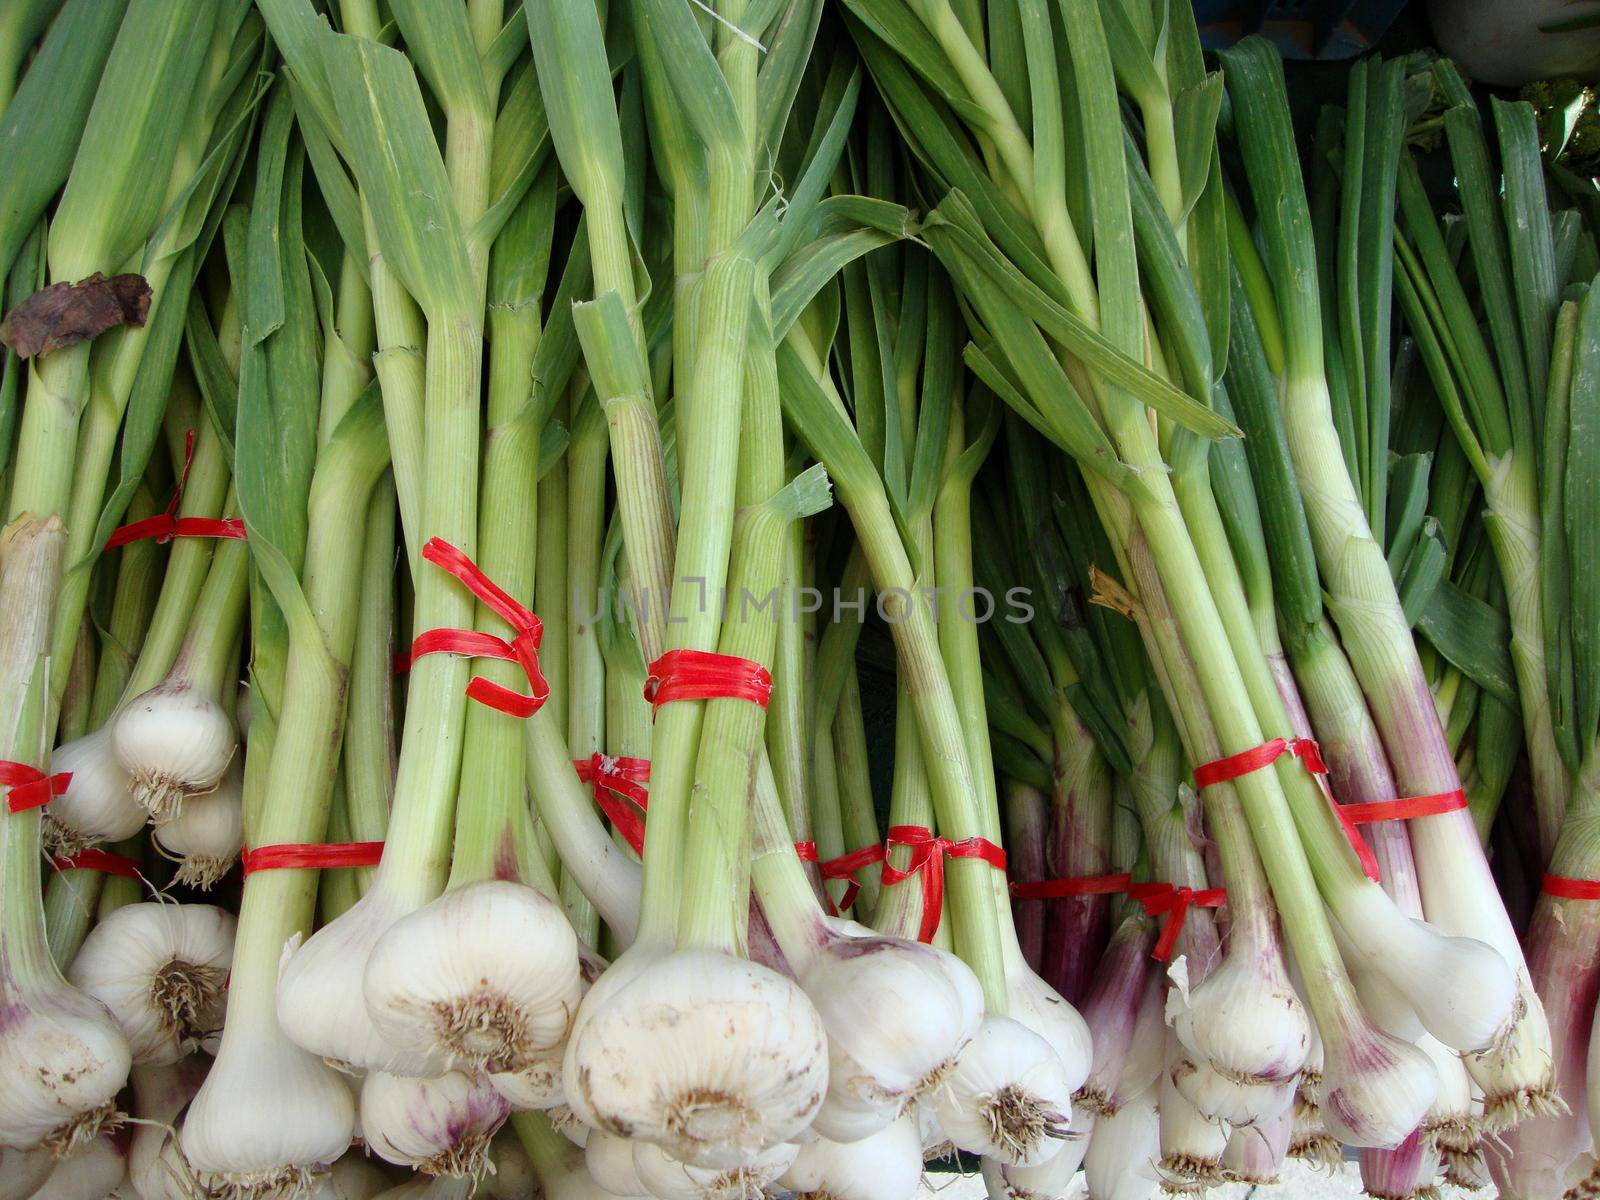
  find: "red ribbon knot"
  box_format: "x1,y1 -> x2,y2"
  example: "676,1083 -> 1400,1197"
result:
1129,882 -> 1228,962
408,538 -> 549,718
105,429 -> 246,549
644,649 -> 772,708
878,824 -> 1008,944
1195,736 -> 1379,883
2,761 -> 72,813
241,841 -> 384,876
573,753 -> 651,855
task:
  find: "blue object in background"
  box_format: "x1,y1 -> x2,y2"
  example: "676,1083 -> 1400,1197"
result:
1192,0 -> 1407,59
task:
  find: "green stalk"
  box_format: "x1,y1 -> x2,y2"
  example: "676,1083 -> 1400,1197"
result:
164,511 -> 249,701
338,477 -> 396,903
766,517 -> 812,839
118,424 -> 234,704
833,665 -> 881,916
87,482 -> 162,725
679,467 -> 832,953
563,396 -> 607,940
57,619 -> 94,749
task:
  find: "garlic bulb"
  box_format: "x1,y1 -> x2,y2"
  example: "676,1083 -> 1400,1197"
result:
585,1130 -> 649,1197
1318,1020 -> 1439,1149
489,1043 -> 566,1111
181,1008 -> 356,1193
0,1144 -> 55,1200
1157,1043 -> 1227,1189
1220,1108 -> 1291,1184
548,1104 -> 590,1148
630,1139 -> 798,1200
365,880 -> 583,1076
277,886 -> 438,1075
113,680 -> 237,823
68,902 -> 234,1064
1166,944 -> 1309,1087
1083,1083 -> 1159,1200
1288,1098 -> 1340,1167
1006,961 -> 1094,1096
42,728 -> 143,854
127,1058 -> 208,1200
361,1069 -> 511,1177
1074,920 -> 1155,1114
803,932 -> 983,1140
780,1116 -> 922,1200
0,972 -> 130,1154
481,1136 -> 540,1200
152,758 -> 243,888
1100,967 -> 1166,1115
1168,1052 -> 1295,1126
981,1113 -> 1091,1200
26,1121 -> 129,1200
1419,1034 -> 1475,1162
1339,900 -> 1517,1053
563,949 -> 827,1169
931,1015 -> 1073,1167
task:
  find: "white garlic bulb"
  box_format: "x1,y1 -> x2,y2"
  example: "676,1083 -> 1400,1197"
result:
365,880 -> 583,1075
0,1143 -> 55,1200
69,902 -> 234,1064
489,1043 -> 566,1110
360,1069 -> 511,1177
631,1139 -> 798,1200
1166,945 -> 1309,1088
563,949 -> 827,1169
931,1015 -> 1073,1167
585,1130 -> 649,1197
152,758 -> 243,888
127,1057 -> 208,1200
43,727 -> 143,854
24,1120 -> 128,1200
112,679 -> 236,823
780,1115 -> 922,1200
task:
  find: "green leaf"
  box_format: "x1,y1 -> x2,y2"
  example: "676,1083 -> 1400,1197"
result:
184,290 -> 239,466
527,0 -> 625,216
1415,581 -> 1519,710
388,0 -> 490,121
320,30 -> 474,318
0,0 -> 127,280
1567,277 -> 1600,748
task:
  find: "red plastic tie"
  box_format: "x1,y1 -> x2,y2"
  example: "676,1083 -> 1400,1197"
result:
644,649 -> 772,709
1541,873 -> 1600,901
814,842 -> 887,914
105,430 -> 246,548
241,842 -> 384,875
1129,882 -> 1228,962
51,848 -> 141,879
2,761 -> 72,813
406,538 -> 549,718
573,754 -> 650,855
1195,736 -> 1379,882
1341,788 -> 1468,824
794,841 -> 818,861
878,824 -> 1008,944
1010,872 -> 1133,900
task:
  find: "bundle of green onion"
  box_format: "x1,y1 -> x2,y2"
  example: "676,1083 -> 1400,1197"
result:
2,3 -> 1599,1199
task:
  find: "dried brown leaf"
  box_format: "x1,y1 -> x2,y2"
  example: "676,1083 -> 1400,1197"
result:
0,273 -> 152,358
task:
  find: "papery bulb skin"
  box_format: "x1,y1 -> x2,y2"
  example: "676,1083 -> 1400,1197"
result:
182,1014 -> 356,1195
1083,1084 -> 1159,1200
564,949 -> 827,1169
1007,962 -> 1093,1096
982,1112 -> 1092,1200
549,1104 -> 590,1147
1351,916 -> 1517,1054
68,902 -> 234,1065
1220,1107 -> 1291,1184
1418,1034 -> 1476,1163
152,759 -> 243,889
1168,1052 -> 1295,1126
1318,1018 -> 1439,1150
932,1015 -> 1073,1167
365,881 -> 583,1076
803,932 -> 982,1134
1100,967 -> 1167,1115
113,680 -> 236,823
360,1069 -> 511,1178
127,1057 -> 208,1200
631,1139 -> 797,1200
43,728 -> 143,854
1074,919 -> 1155,1115
26,1120 -> 129,1199
0,1144 -> 55,1200
778,1115 -> 921,1200
489,1043 -> 566,1110
586,1130 -> 649,1197
277,886 -> 439,1076
0,975 -> 130,1154
1166,947 -> 1309,1086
